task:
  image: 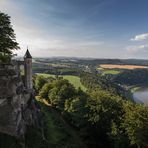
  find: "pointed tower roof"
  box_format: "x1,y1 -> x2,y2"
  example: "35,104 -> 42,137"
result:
24,49 -> 32,58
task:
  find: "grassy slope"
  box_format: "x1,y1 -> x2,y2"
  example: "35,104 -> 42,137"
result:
35,98 -> 86,148
37,73 -> 87,91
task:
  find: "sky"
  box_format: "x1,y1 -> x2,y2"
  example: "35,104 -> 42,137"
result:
0,0 -> 148,59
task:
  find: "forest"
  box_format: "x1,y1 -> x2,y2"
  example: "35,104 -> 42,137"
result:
32,74 -> 148,148
113,69 -> 148,85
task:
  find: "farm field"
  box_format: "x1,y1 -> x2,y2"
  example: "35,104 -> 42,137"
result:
99,64 -> 148,69
102,69 -> 120,75
37,73 -> 87,91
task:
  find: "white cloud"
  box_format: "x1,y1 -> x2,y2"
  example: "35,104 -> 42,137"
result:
127,45 -> 148,53
0,0 -> 105,57
131,33 -> 148,41
0,0 -> 124,58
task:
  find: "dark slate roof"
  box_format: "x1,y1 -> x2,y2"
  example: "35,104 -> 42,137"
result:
24,49 -> 32,58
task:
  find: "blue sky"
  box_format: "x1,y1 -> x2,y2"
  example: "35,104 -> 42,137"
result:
0,0 -> 148,58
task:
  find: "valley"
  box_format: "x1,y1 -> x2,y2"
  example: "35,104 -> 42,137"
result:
32,57 -> 148,104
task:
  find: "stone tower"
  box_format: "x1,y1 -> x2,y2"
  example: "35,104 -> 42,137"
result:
24,48 -> 32,89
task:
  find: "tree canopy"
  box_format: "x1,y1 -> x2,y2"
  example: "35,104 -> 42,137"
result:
0,12 -> 19,57
33,74 -> 148,148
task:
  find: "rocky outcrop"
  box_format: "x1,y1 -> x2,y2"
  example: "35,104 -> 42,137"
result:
0,63 -> 38,147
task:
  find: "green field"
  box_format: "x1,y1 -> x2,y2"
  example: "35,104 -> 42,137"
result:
102,69 -> 120,75
37,73 -> 87,91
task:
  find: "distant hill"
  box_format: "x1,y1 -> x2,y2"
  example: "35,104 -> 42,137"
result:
33,58 -> 148,66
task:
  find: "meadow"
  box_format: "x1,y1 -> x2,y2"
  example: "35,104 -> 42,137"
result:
101,69 -> 120,75
37,73 -> 87,91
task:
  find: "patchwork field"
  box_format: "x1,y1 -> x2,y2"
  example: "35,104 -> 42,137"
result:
99,64 -> 148,70
37,73 -> 87,91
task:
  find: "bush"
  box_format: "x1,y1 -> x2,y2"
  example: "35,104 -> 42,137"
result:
0,53 -> 11,63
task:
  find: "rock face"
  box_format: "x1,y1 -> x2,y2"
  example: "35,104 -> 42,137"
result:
0,63 -> 35,139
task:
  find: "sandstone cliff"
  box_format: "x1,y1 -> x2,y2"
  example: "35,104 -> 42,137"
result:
0,63 -> 41,147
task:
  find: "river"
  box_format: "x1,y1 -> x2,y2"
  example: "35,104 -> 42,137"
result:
133,87 -> 148,104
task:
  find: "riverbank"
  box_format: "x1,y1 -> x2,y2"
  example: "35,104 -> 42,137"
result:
129,84 -> 148,93
124,84 -> 148,104
129,85 -> 148,104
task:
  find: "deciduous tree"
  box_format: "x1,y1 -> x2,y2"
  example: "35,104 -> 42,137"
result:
0,12 -> 19,62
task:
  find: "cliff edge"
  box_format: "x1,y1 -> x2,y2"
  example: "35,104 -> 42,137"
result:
0,62 -> 40,147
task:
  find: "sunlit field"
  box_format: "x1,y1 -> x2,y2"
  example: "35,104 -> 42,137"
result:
99,64 -> 148,70
37,73 -> 87,91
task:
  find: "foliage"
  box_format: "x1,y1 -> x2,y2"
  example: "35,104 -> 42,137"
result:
33,75 -> 48,93
33,74 -> 148,148
48,79 -> 76,110
39,83 -> 52,99
113,69 -> 148,85
0,53 -> 11,63
37,73 -> 87,91
86,90 -> 123,124
84,90 -> 130,148
37,101 -> 85,148
25,126 -> 46,148
80,72 -> 130,99
64,88 -> 89,128
0,12 -> 19,62
33,66 -> 80,76
123,103 -> 148,148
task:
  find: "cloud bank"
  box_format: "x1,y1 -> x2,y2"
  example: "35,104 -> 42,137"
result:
131,33 -> 148,41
